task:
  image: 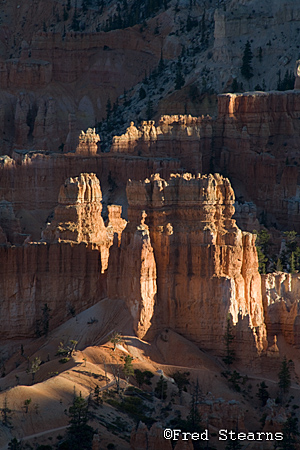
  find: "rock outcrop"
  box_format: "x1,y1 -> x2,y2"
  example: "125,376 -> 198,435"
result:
108,210 -> 157,339
111,115 -> 213,173
262,272 -> 300,347
215,91 -> 300,231
42,173 -> 124,271
130,422 -> 172,450
110,173 -> 268,356
0,241 -> 106,341
76,128 -> 100,155
0,173 -> 126,342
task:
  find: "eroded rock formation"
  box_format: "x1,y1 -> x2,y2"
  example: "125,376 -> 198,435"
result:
76,128 -> 100,155
0,173 -> 126,342
111,115 -> 212,173
262,272 -> 300,347
215,91 -> 300,231
42,173 -> 125,271
108,210 -> 156,339
110,172 -> 268,356
0,241 -> 106,341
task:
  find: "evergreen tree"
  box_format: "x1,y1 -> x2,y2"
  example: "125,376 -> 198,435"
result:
8,439 -> 22,450
67,0 -> 71,11
258,46 -> 262,63
42,303 -> 51,336
63,7 -> 69,21
277,416 -> 299,450
67,394 -> 94,449
71,1 -> 80,31
146,98 -> 153,119
223,315 -> 235,366
123,355 -> 134,383
256,381 -> 269,407
241,40 -> 253,79
139,86 -> 146,100
278,356 -> 291,398
175,59 -> 185,90
155,375 -> 168,400
110,331 -> 122,351
1,396 -> 12,426
134,369 -> 154,388
185,380 -> 202,434
94,385 -> 102,405
29,357 -> 41,384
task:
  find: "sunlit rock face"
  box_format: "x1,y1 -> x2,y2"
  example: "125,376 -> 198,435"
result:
110,172 -> 267,356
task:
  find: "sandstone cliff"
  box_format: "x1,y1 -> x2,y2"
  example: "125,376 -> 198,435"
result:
0,173 -> 126,342
262,272 -> 300,347
0,241 -> 106,341
111,115 -> 212,173
215,91 -> 300,231
109,173 -> 268,356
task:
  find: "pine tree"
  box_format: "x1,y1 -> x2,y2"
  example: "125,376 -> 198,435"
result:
278,356 -> 291,398
155,375 -> 168,400
106,98 -> 112,120
63,7 -> 69,21
8,439 -> 22,450
139,86 -> 146,100
123,355 -> 134,383
241,40 -> 253,79
146,98 -> 153,120
72,1 -> 80,31
42,303 -> 51,336
277,416 -> 299,450
256,381 -> 269,407
29,357 -> 41,384
67,393 -> 94,449
67,0 -> 71,11
1,396 -> 12,426
223,315 -> 235,366
175,59 -> 185,90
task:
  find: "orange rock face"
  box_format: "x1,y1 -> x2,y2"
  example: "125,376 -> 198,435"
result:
75,128 -> 100,155
108,210 -> 156,339
42,173 -> 126,272
111,115 -> 212,173
0,173 -> 127,343
111,172 -> 267,356
0,241 -> 106,342
262,273 -> 300,347
215,91 -> 300,231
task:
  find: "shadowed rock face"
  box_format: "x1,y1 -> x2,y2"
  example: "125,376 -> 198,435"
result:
0,173 -> 127,343
109,172 -> 268,356
262,272 -> 300,348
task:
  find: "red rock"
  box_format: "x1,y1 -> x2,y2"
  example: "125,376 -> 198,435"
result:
112,172 -> 267,356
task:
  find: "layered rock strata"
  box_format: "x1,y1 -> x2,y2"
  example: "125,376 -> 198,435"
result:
75,128 -> 100,155
215,91 -> 300,231
262,272 -> 300,347
0,241 -> 106,340
110,173 -> 268,356
0,173 -> 124,341
42,173 -> 125,271
108,210 -> 156,339
111,115 -> 213,174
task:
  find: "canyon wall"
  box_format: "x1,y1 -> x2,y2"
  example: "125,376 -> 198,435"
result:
111,115 -> 213,173
109,91 -> 300,232
0,241 -> 106,341
0,173 -> 125,342
215,91 -> 300,231
109,173 -> 268,356
262,272 -> 300,347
